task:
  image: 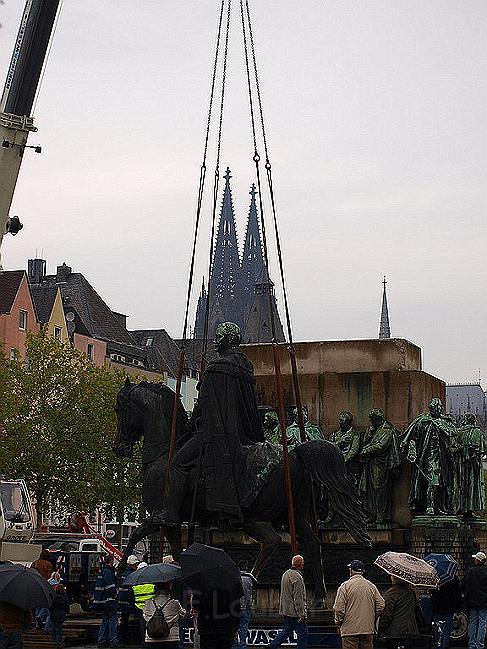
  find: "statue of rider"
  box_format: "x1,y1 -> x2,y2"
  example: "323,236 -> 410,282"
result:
154,322 -> 272,526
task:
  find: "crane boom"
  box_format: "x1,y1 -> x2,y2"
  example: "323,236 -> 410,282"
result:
0,0 -> 60,267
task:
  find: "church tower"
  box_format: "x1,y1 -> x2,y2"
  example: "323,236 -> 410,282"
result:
241,184 -> 264,325
193,277 -> 207,339
243,267 -> 285,343
194,168 -> 243,339
379,276 -> 391,339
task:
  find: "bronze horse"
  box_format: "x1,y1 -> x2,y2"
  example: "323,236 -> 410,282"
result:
113,379 -> 371,602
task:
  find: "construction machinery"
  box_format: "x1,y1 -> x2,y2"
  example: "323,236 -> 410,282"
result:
0,0 -> 60,267
0,477 -> 40,561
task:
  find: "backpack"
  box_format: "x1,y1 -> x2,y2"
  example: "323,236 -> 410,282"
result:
146,599 -> 171,639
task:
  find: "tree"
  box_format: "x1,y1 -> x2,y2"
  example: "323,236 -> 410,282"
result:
0,331 -> 141,526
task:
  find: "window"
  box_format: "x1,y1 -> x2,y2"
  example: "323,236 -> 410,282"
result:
146,337 -> 154,347
87,344 -> 94,361
9,349 -> 17,361
54,326 -> 62,341
18,310 -> 27,331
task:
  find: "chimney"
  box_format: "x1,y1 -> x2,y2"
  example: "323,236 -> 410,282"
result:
27,258 -> 46,284
56,262 -> 72,283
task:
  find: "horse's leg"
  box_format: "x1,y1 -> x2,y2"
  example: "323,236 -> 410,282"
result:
295,510 -> 326,608
165,525 -> 183,560
243,520 -> 281,578
116,521 -> 159,579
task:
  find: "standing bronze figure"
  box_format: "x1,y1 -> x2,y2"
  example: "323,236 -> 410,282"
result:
401,398 -> 456,516
330,411 -> 362,483
358,409 -> 401,523
456,413 -> 486,517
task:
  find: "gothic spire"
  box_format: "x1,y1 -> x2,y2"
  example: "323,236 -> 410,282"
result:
379,276 -> 391,339
207,167 -> 243,335
241,183 -> 264,323
243,266 -> 285,343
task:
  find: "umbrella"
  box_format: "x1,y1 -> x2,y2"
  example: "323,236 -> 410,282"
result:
123,562 -> 181,586
0,563 -> 53,609
179,543 -> 243,596
424,553 -> 458,586
374,551 -> 439,589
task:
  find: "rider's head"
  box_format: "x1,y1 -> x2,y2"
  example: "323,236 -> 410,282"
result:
428,398 -> 442,418
215,322 -> 242,353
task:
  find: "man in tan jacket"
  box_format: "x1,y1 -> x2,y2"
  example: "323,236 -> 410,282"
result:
333,560 -> 385,649
269,555 -> 308,649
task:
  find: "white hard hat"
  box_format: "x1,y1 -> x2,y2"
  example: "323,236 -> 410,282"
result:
472,551 -> 487,562
127,555 -> 139,565
137,561 -> 148,569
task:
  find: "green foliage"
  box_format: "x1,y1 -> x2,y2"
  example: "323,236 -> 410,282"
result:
0,331 -> 141,524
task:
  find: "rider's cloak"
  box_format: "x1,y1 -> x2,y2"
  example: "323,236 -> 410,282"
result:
197,347 -> 278,522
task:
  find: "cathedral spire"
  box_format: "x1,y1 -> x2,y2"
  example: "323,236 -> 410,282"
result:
379,276 -> 391,339
241,183 -> 264,323
243,266 -> 285,343
206,167 -> 243,336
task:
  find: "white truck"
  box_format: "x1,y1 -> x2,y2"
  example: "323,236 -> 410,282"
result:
0,477 -> 40,562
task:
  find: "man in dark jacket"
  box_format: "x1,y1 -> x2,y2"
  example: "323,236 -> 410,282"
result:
0,602 -> 32,649
430,576 -> 462,648
93,555 -> 118,648
379,577 -> 418,648
50,584 -> 70,648
117,554 -> 139,644
463,551 -> 487,649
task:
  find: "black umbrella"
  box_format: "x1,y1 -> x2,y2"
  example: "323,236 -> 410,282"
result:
179,543 -> 243,596
0,563 -> 53,609
123,563 -> 181,586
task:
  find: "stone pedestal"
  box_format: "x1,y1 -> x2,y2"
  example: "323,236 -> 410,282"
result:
410,516 -> 482,577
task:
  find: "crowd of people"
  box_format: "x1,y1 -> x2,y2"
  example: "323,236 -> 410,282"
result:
3,546 -> 487,649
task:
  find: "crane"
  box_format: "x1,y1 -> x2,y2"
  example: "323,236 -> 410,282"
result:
0,0 -> 60,268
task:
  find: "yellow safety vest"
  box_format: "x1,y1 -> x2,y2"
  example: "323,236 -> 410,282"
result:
133,583 -> 155,610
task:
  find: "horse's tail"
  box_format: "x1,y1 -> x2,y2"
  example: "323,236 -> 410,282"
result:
294,439 -> 372,546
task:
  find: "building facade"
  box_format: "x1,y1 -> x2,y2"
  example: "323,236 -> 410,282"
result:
0,270 -> 39,360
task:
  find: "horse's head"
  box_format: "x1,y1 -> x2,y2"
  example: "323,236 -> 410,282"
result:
114,377 -> 189,459
114,377 -> 144,458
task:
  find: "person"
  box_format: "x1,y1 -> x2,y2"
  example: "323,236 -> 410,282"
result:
333,559 -> 385,649
133,562 -> 155,643
379,576 -> 418,648
31,549 -> 53,631
156,322 -> 279,526
330,411 -> 361,483
0,602 -> 32,649
269,555 -> 307,649
358,409 -> 401,523
401,398 -> 456,515
193,587 -> 241,649
49,571 -> 62,586
117,554 -> 140,644
463,551 -> 487,649
93,554 -> 118,648
49,583 -> 70,648
232,570 -> 255,649
430,575 -> 462,648
143,581 -> 185,648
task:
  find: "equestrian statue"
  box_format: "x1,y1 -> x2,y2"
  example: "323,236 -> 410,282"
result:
113,322 -> 371,601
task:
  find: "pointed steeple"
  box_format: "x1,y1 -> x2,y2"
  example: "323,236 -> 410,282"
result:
207,167 -> 243,336
194,277 -> 207,338
379,276 -> 391,339
243,266 -> 285,343
241,183 -> 264,323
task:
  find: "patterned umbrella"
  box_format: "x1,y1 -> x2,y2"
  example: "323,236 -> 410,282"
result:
374,551 -> 439,589
424,553 -> 458,586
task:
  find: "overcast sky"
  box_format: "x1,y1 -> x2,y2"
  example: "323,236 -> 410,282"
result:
1,0 -> 486,386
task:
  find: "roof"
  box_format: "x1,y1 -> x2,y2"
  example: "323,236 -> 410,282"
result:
0,270 -> 25,315
40,271 -> 136,345
132,329 -> 187,376
30,285 -> 58,324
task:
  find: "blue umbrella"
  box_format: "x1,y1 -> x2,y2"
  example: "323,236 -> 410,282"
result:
123,563 -> 181,586
424,553 -> 458,586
